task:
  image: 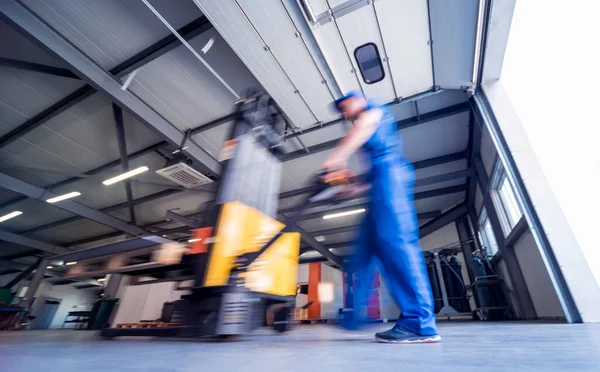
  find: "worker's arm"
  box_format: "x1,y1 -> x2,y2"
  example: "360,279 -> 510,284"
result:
321,108 -> 383,171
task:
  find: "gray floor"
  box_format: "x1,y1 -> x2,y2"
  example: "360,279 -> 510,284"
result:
1,322 -> 599,372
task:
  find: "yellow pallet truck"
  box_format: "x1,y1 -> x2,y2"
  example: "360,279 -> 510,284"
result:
101,91 -> 350,340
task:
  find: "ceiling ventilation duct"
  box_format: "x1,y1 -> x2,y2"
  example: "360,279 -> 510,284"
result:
156,155 -> 214,189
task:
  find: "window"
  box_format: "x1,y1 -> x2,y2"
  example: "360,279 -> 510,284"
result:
354,43 -> 385,84
491,161 -> 523,235
479,208 -> 499,257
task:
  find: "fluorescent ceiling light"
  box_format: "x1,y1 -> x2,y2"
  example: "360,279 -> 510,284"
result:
315,235 -> 326,242
0,211 -> 23,223
46,191 -> 81,204
188,238 -> 202,243
97,278 -> 106,282
65,261 -> 77,266
102,166 -> 149,185
322,208 -> 366,220
46,266 -> 53,269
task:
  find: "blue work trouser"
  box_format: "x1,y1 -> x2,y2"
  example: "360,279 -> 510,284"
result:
347,163 -> 438,336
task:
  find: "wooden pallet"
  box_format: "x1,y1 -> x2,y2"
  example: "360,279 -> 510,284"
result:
116,322 -> 180,329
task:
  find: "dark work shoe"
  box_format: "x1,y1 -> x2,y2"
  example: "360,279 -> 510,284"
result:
375,326 -> 441,344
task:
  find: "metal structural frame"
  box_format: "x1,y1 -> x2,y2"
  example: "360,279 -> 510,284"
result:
472,92 -> 581,323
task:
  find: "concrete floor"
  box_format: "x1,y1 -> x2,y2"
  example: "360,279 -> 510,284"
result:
1,322 -> 599,372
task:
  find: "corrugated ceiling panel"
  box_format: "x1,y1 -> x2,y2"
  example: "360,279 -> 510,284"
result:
428,0 -> 479,89
0,67 -> 83,133
0,199 -> 74,232
374,0 -> 434,98
47,153 -> 171,210
334,5 -> 395,101
0,242 -> 36,258
21,0 -> 202,69
0,166 -> 63,188
311,21 -> 361,95
414,193 -> 464,214
128,30 -> 257,132
31,218 -> 118,244
402,111 -> 470,163
194,0 -> 317,128
0,20 -> 62,66
237,0 -> 338,124
414,159 -> 468,193
2,94 -> 161,186
412,89 -> 468,114
192,121 -> 234,159
123,189 -> 216,226
0,188 -> 22,204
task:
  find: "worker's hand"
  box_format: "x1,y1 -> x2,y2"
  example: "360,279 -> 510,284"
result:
320,156 -> 347,174
335,183 -> 370,200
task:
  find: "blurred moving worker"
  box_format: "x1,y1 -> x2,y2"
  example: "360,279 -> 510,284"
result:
321,91 -> 440,344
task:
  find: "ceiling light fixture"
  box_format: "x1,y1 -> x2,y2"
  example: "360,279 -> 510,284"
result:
46,191 -> 81,204
315,236 -> 326,242
0,211 -> 23,223
65,261 -> 77,266
46,266 -> 53,269
188,238 -> 202,243
97,278 -> 106,282
322,208 -> 366,220
102,166 -> 149,185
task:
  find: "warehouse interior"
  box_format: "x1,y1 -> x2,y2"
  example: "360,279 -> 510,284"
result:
0,0 -> 599,370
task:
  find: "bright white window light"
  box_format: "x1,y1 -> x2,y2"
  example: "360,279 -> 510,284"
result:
46,191 -> 81,204
102,166 -> 149,185
0,211 -> 23,223
188,238 -> 203,243
322,208 -> 366,220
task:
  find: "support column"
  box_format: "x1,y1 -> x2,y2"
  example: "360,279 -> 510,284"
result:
455,217 -> 475,284
103,274 -> 123,299
20,259 -> 49,311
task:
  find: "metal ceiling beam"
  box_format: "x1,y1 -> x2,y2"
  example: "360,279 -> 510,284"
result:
112,104 -> 137,226
414,168 -> 475,187
61,158 -> 468,247
281,102 -> 471,161
2,257 -> 41,289
418,203 -> 468,238
0,259 -> 29,271
294,224 -> 342,267
397,102 -> 470,130
0,56 -> 79,78
311,225 -> 359,236
22,189 -> 178,234
412,151 -> 467,169
165,210 -> 202,228
0,10 -> 211,148
0,228 -> 69,254
0,2 -> 221,176
0,171 -> 148,236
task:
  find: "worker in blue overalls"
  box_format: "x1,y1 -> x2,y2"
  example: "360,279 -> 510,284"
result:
321,91 -> 440,343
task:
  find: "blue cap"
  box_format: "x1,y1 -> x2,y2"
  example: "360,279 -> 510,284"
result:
333,90 -> 363,112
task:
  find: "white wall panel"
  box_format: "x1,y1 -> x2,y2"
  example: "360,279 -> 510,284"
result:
320,263 -> 344,318
374,0 -> 434,98
334,5 -> 395,101
513,231 -> 564,318
428,0 -> 479,89
237,0 -> 338,124
420,222 -> 459,251
194,0 -> 316,127
311,21 -> 362,94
